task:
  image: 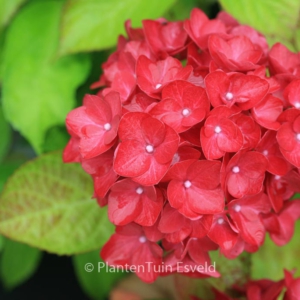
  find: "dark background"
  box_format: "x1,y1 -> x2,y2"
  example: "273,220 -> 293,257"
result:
0,253 -> 90,300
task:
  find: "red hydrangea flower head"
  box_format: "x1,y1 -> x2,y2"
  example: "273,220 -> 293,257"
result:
63,8 -> 300,283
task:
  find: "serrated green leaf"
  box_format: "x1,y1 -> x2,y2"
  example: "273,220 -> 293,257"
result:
0,238 -> 42,289
0,151 -> 114,255
0,106 -> 12,162
59,0 -> 176,55
0,0 -> 27,30
220,0 -> 300,50
73,250 -> 126,300
1,1 -> 91,153
251,220 -> 300,280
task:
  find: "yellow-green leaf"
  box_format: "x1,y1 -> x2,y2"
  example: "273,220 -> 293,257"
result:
59,0 -> 176,55
0,0 -> 27,30
1,1 -> 91,153
0,151 -> 114,255
220,0 -> 300,50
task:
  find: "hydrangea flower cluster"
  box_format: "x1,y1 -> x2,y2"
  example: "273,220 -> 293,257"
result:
64,8 -> 300,283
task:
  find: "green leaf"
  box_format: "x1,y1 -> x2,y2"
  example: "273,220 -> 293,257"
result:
0,161 -> 25,193
0,238 -> 42,289
166,0 -> 217,21
1,1 -> 91,153
0,106 -> 12,162
73,250 -> 126,300
42,125 -> 70,153
219,0 -> 300,50
0,0 -> 27,30
59,0 -> 176,55
0,235 -> 4,253
0,151 -> 114,255
251,220 -> 300,280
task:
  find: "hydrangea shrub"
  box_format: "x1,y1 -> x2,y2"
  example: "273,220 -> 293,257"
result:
63,7 -> 300,298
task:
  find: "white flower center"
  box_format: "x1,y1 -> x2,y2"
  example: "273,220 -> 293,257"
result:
139,236 -> 147,243
262,150 -> 268,156
225,92 -> 234,101
295,102 -> 300,109
184,180 -> 192,188
275,175 -> 281,180
217,218 -> 224,224
146,145 -> 154,153
136,187 -> 143,194
172,153 -> 180,164
182,108 -> 191,117
234,204 -> 241,212
104,123 -> 111,131
215,126 -> 222,134
155,83 -> 162,89
232,166 -> 240,173
296,133 -> 300,141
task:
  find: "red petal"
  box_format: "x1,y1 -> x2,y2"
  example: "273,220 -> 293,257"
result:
114,140 -> 151,177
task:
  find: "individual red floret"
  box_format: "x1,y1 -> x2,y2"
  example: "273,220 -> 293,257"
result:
136,55 -> 192,98
180,123 -> 202,147
114,112 -> 179,185
107,178 -> 163,226
230,113 -> 261,150
124,40 -> 156,62
158,203 -> 213,243
251,95 -> 283,130
230,25 -> 269,59
186,44 -> 212,79
208,35 -> 263,72
216,11 -> 239,29
207,213 -> 241,258
205,71 -> 269,110
171,144 -> 201,165
269,43 -> 300,77
81,147 -> 119,203
225,151 -> 268,198
263,200 -> 300,246
162,237 -> 220,278
166,159 -> 224,218
248,66 -> 281,93
103,51 -> 135,82
149,80 -> 209,133
245,278 -> 285,300
228,193 -> 271,246
266,170 -> 300,212
66,92 -> 121,159
277,112 -> 300,167
122,92 -> 157,113
256,130 -> 291,176
184,8 -> 227,49
102,70 -> 136,103
101,223 -> 163,283
284,270 -> 300,300
142,20 -> 188,58
125,20 -> 144,41
63,135 -> 81,163
200,107 -> 243,160
283,79 -> 300,109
